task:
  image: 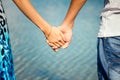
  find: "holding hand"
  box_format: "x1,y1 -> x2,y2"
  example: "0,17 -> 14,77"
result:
47,0 -> 86,51
46,27 -> 65,51
47,24 -> 73,51
13,0 -> 86,52
45,0 -> 86,51
58,26 -> 73,49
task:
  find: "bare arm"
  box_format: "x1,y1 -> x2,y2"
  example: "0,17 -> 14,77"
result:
13,0 -> 65,51
58,0 -> 87,48
13,0 -> 52,37
61,0 -> 86,29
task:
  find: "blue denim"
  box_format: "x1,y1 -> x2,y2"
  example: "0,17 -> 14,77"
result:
97,37 -> 120,80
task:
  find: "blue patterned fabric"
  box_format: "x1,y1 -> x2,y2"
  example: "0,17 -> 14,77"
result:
0,0 -> 15,80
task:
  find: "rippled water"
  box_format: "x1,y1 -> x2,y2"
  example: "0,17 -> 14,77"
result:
3,0 -> 103,80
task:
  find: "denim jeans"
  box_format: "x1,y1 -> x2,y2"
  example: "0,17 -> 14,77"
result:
97,37 -> 120,80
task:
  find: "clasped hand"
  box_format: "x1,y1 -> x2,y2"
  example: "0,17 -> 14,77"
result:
46,26 -> 72,52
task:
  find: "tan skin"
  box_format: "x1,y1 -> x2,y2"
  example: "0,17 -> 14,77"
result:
48,0 -> 86,50
13,0 -> 86,52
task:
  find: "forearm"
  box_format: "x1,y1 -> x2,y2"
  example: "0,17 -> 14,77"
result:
13,0 -> 51,36
61,0 -> 86,29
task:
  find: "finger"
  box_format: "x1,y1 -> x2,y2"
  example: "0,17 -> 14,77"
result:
53,42 -> 61,48
46,40 -> 48,43
56,41 -> 64,47
60,39 -> 66,45
53,48 -> 58,52
48,42 -> 54,47
62,42 -> 70,48
59,32 -> 66,44
49,45 -> 58,52
52,45 -> 58,50
47,40 -> 61,48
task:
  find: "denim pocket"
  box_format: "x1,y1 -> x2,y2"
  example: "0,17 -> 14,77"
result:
107,37 -> 120,56
105,37 -> 120,74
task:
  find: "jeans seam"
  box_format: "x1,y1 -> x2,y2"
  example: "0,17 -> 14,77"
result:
103,37 -> 110,79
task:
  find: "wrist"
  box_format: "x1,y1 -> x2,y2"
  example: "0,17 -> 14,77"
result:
40,25 -> 52,38
60,21 -> 74,31
45,26 -> 52,38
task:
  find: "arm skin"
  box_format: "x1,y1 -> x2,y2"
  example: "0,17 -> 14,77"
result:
13,0 -> 51,36
61,0 -> 86,48
51,0 -> 86,49
13,0 -> 65,51
61,0 -> 86,29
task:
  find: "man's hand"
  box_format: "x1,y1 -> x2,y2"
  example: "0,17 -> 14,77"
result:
46,27 -> 65,51
58,26 -> 72,48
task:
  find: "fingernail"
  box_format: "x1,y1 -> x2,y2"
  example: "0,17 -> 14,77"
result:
62,46 -> 67,49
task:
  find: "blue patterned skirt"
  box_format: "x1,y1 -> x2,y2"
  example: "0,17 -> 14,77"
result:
0,1 -> 15,80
